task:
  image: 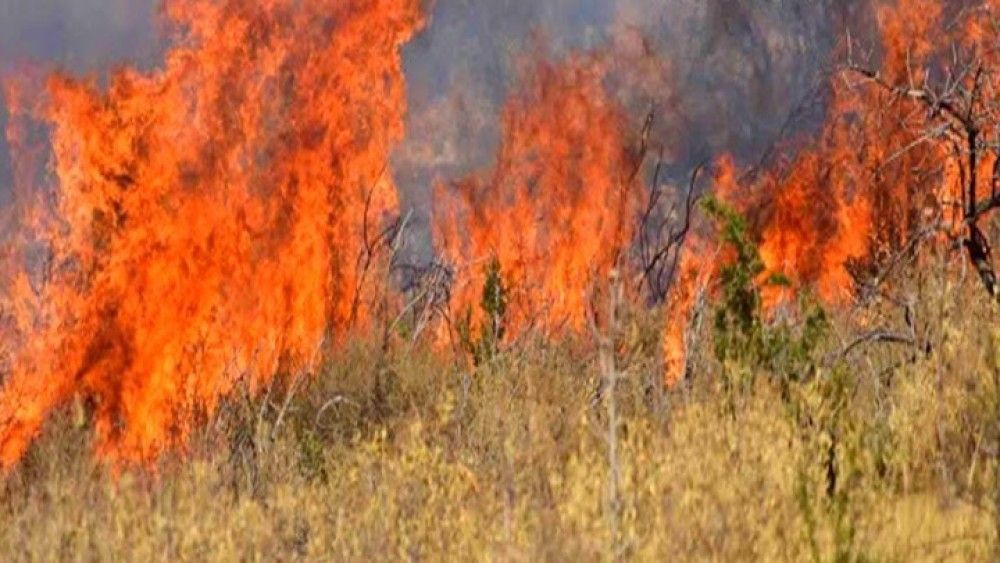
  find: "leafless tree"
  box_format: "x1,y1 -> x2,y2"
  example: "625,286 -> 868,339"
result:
846,26 -> 1000,551
636,158 -> 704,304
847,44 -> 1000,299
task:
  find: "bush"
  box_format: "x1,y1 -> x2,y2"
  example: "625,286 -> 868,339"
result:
702,196 -> 829,401
457,257 -> 509,365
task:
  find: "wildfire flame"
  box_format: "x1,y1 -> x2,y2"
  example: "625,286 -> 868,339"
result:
3,0 -> 1000,467
0,0 -> 422,468
663,0 -> 1000,383
434,53 -> 641,338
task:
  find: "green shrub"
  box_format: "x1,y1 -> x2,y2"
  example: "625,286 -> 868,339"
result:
702,195 -> 829,399
457,257 -> 509,365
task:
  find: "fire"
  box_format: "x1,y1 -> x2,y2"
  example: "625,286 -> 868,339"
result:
2,0 -> 1000,465
663,0 -> 1000,383
662,233 -> 715,387
735,111 -> 874,310
0,0 -> 423,468
434,53 -> 641,339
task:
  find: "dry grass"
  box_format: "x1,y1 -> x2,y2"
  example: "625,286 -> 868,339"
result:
1,256 -> 999,561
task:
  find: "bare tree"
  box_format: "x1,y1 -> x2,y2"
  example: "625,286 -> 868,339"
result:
636,160 -> 704,304
845,22 -> 1000,554
847,46 -> 1000,299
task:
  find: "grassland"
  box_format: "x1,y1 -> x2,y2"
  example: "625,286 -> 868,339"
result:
1,250 -> 999,562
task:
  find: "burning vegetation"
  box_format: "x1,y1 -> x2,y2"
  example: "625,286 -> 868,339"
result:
0,0 -> 423,467
434,53 -> 641,340
1,0 -> 1000,482
7,0 -> 1000,559
661,0 -> 1000,382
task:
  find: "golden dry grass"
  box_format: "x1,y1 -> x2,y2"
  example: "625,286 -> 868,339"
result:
1,255 -> 999,561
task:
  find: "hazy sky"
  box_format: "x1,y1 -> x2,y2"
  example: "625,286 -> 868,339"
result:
0,0 -> 159,70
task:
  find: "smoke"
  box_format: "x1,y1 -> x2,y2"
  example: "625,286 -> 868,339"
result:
0,0 -> 158,70
0,0 -> 160,199
393,0 -> 614,260
0,0 -> 887,466
613,0 -> 861,164
0,0 -> 867,250
394,0 -> 868,261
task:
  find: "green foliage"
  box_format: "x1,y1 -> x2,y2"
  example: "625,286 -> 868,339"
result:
701,195 -> 829,396
480,257 -> 508,346
456,257 -> 509,365
295,426 -> 328,483
702,196 -> 868,560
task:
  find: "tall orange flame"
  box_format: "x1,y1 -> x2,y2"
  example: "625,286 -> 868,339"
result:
0,0 -> 423,468
5,0 -> 1000,464
663,0 -> 1000,383
435,54 -> 641,338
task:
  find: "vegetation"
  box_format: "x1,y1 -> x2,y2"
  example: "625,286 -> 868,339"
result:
2,214 -> 998,562
6,1 -> 1000,561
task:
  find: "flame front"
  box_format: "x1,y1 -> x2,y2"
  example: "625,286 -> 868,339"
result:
0,0 -> 423,467
435,54 -> 641,338
5,0 -> 1000,466
663,0 -> 1000,383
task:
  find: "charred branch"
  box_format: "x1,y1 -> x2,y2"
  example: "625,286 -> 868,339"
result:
846,56 -> 1000,300
637,161 -> 705,304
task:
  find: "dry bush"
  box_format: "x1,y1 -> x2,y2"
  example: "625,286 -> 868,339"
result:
0,249 -> 998,561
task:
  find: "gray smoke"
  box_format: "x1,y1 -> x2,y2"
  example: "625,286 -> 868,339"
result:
0,0 -> 158,70
0,0 -> 160,199
395,0 -> 867,261
393,0 -> 616,259
0,0 -> 870,254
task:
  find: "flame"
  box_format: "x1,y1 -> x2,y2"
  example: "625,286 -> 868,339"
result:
0,0 -> 423,468
662,233 -> 715,387
435,53 -> 641,338
662,0 -> 1000,383
3,0 -> 1000,462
